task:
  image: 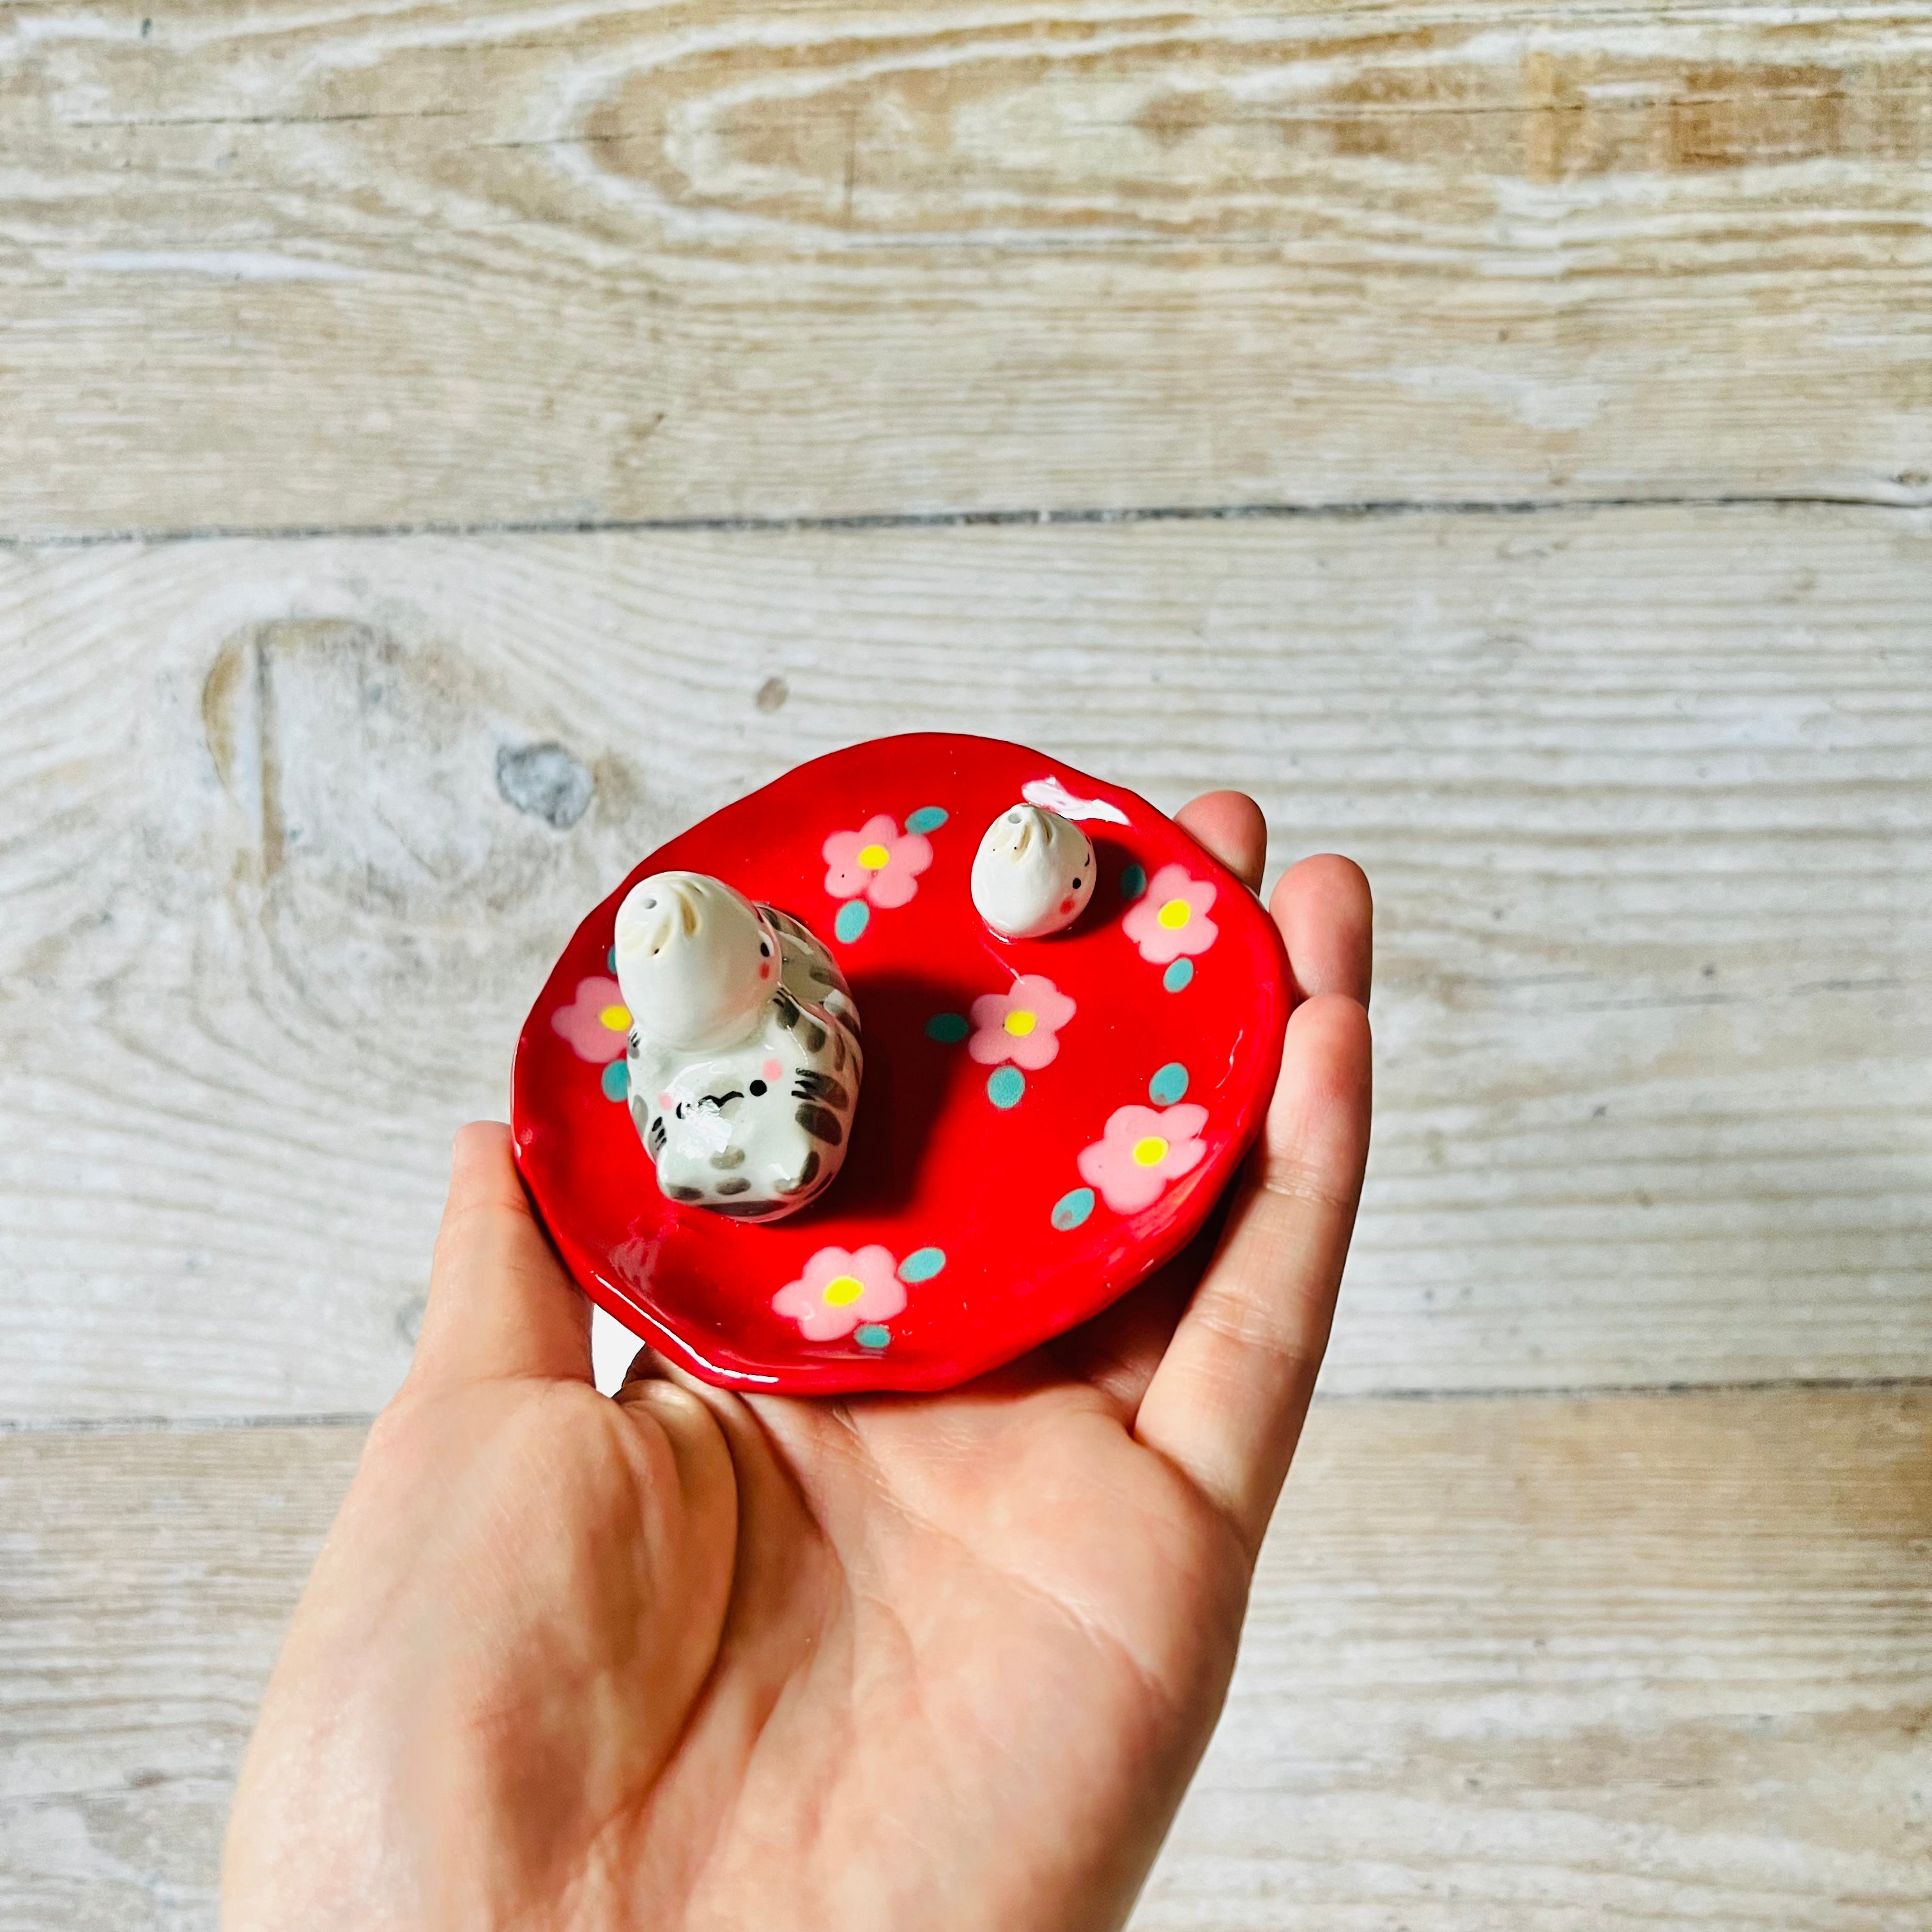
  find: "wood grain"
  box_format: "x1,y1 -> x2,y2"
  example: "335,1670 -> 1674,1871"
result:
4,0 -> 1930,537
0,1423 -> 360,1932
1141,1387 -> 1932,1931
3,1390 -> 1924,1929
2,505 -> 1928,1420
10,12 -> 1926,1931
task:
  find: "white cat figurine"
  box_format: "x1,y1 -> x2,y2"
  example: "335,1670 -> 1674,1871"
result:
970,804 -> 1096,939
613,872 -> 861,1220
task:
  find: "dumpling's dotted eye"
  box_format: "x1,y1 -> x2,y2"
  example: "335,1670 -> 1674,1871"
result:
759,939 -> 772,957
1071,878 -> 1082,890
749,1078 -> 767,1097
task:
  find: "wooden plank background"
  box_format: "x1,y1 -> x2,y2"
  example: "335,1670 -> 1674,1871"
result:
2,0 -> 1928,1925
6,0 -> 1932,533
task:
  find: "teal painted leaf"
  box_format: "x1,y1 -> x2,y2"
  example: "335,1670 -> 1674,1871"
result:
1052,1187 -> 1096,1230
1149,1061 -> 1189,1105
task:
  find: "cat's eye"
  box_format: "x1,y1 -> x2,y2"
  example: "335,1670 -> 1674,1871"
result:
749,1079 -> 767,1096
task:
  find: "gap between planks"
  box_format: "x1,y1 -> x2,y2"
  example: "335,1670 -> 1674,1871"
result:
4,489 -> 1929,553
9,1374 -> 1932,1438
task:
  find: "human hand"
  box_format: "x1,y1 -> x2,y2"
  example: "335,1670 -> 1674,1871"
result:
222,793 -> 1372,1932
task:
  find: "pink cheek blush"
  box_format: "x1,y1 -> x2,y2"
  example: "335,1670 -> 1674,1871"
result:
762,1059 -> 785,1083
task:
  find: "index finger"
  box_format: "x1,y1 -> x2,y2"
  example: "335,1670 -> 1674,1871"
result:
1131,858 -> 1373,1557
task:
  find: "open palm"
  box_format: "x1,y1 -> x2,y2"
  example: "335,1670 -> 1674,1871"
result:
224,795 -> 1373,1932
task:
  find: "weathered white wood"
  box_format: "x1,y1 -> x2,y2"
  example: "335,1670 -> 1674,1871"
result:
8,13 -> 1926,1932
0,1423 -> 361,1932
1,506 -> 1927,1420
4,0 -> 1931,536
3,1391 -> 1924,1929
1137,1388 -> 1932,1931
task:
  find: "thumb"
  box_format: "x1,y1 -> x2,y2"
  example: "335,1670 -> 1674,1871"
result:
407,1121 -> 592,1391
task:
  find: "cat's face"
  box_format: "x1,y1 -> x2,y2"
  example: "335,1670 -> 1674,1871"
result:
659,1054 -> 789,1151
632,1051 -> 853,1216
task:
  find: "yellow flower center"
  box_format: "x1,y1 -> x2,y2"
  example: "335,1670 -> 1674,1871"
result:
1131,1135 -> 1170,1167
822,1274 -> 865,1307
599,1003 -> 632,1031
1004,1009 -> 1037,1036
1156,898 -> 1192,930
857,843 -> 892,870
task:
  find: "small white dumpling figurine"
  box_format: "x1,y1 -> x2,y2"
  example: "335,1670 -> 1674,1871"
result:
613,872 -> 861,1220
971,804 -> 1096,939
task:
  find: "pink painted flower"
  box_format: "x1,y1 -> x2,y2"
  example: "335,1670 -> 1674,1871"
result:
1077,1103 -> 1209,1214
772,1243 -> 906,1342
967,974 -> 1077,1070
1123,862 -> 1218,965
823,814 -> 933,910
551,975 -> 630,1063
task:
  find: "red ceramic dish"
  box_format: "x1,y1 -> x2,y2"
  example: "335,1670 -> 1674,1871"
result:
512,735 -> 1291,1395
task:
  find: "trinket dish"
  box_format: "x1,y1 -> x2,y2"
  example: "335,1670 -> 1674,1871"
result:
512,734 -> 1291,1395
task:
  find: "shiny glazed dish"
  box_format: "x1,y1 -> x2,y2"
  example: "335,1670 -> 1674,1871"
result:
512,734 -> 1291,1395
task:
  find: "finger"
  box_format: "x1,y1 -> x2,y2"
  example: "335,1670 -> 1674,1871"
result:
1175,790 -> 1268,892
1055,847 -> 1365,1414
1133,991 -> 1372,1558
1058,849 -> 1369,1418
1047,1190 -> 1229,1414
610,1371 -> 742,1612
1274,854 -> 1372,1004
408,1121 -> 592,1390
